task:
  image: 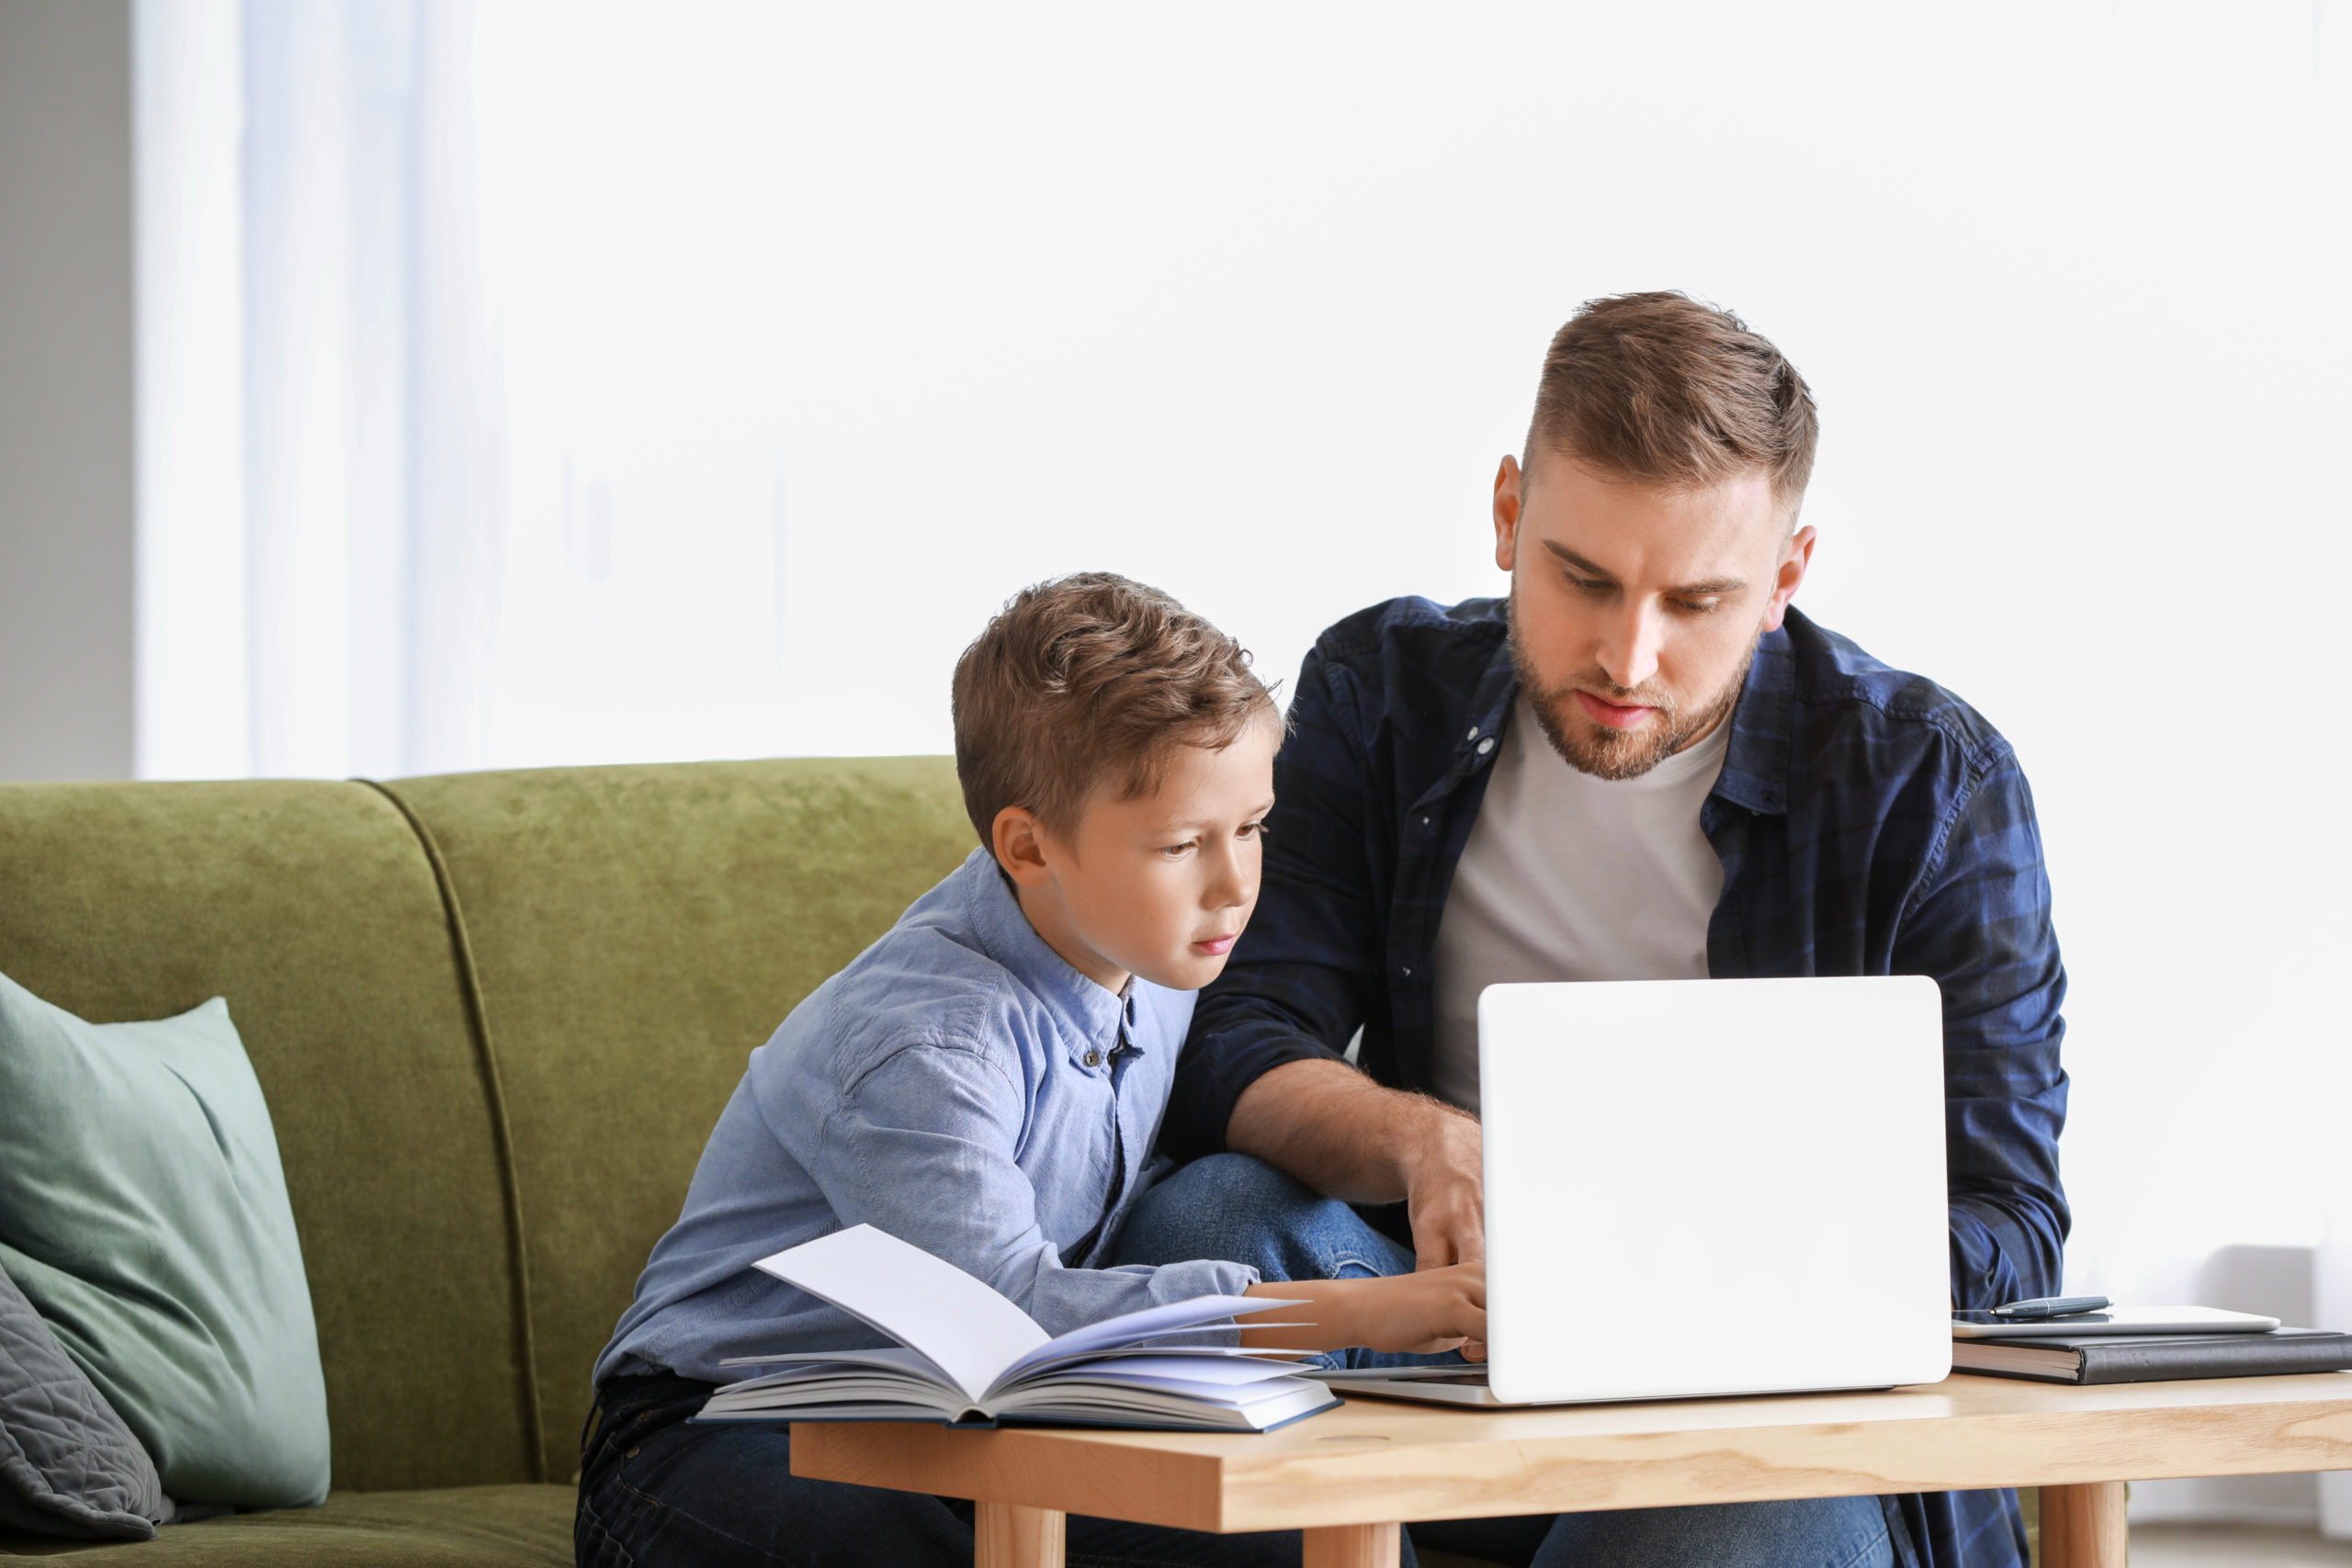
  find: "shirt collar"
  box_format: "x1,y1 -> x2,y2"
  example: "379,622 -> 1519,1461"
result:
1713,617 -> 1796,817
1439,603 -> 1795,818
1412,629 -> 1522,813
949,849 -> 1136,1066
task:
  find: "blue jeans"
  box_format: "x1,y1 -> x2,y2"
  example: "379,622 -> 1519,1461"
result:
1115,1154 -> 1900,1568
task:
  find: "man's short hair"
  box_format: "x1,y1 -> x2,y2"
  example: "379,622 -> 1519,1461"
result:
952,572 -> 1278,847
1526,291 -> 1818,513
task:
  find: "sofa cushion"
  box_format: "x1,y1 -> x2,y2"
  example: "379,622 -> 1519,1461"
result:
0,782 -> 534,1492
380,757 -> 973,1477
0,976 -> 327,1508
0,1259 -> 174,1540
0,1485 -> 573,1565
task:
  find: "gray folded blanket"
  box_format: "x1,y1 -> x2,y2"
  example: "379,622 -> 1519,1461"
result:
0,1256 -> 177,1540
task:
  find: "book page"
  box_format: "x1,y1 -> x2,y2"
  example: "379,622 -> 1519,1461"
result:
752,1224 -> 1050,1402
998,1294 -> 1302,1386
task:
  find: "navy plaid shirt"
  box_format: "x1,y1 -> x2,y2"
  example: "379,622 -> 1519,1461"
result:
1171,595 -> 2068,1568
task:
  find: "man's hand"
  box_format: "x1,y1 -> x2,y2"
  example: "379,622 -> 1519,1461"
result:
1402,1106 -> 1484,1271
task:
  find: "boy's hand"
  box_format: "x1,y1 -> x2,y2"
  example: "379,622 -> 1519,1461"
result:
1359,1261 -> 1487,1355
1241,1265 -> 1485,1357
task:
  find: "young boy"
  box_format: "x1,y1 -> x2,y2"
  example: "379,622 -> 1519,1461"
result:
576,574 -> 1484,1568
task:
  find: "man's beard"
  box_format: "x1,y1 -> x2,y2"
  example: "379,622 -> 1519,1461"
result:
1509,611 -> 1758,783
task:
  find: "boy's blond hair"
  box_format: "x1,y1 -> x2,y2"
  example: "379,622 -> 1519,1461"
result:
952,573 -> 1278,847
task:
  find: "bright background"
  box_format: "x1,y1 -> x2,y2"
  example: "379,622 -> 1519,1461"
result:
129,0 -> 2352,1527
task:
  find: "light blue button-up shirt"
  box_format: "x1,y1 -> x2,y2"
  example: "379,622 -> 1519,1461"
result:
595,848 -> 1261,1385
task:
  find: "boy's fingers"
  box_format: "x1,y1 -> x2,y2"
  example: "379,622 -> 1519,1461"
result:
1461,1340 -> 1488,1364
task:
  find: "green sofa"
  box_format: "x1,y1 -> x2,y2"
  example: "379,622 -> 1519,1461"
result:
0,759 -> 978,1564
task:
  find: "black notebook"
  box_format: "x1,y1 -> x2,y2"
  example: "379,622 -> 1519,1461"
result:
1952,1327 -> 2352,1386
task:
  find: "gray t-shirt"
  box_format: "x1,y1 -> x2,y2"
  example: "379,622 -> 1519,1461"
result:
1430,694 -> 1729,1114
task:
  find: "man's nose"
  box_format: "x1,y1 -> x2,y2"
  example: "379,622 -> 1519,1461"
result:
1597,601 -> 1665,692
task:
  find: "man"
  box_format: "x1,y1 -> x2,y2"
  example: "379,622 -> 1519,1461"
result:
1123,293 -> 2068,1568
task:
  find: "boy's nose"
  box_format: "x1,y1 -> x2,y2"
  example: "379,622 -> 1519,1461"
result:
1205,848 -> 1253,908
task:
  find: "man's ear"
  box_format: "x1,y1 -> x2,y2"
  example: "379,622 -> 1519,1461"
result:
1492,455 -> 1524,573
1759,523 -> 1818,634
991,806 -> 1055,888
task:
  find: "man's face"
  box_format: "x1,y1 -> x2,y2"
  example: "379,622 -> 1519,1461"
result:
1494,450 -> 1815,780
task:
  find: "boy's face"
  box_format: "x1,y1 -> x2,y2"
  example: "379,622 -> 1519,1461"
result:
996,717 -> 1279,995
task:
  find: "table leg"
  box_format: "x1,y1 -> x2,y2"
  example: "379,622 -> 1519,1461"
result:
975,1500 -> 1066,1568
1302,1521 -> 1402,1568
2039,1481 -> 2128,1568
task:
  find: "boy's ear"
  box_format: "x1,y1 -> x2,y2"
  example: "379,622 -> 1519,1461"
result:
990,806 -> 1055,887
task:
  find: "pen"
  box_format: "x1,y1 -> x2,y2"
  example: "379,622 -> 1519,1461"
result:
1989,1294 -> 2110,1320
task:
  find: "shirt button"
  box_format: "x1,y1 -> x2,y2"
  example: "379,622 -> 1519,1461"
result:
1464,726 -> 1480,740
1084,1049 -> 1102,1067
1418,814 -> 1430,828
1476,737 -> 1496,755
1401,965 -> 1413,978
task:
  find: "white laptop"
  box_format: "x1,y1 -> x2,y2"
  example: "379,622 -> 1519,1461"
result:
1316,976 -> 1953,1406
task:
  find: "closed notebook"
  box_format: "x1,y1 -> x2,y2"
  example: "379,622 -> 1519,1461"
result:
1952,1327 -> 2352,1385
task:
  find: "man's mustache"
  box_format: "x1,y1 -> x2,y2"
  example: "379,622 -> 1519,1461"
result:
1535,671 -> 1678,719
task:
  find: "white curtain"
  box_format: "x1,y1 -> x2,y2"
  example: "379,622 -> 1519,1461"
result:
139,1 -> 2351,1529
141,0 -> 793,781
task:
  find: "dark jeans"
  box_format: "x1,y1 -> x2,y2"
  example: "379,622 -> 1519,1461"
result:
574,1371 -> 1341,1568
1114,1154 -> 1901,1568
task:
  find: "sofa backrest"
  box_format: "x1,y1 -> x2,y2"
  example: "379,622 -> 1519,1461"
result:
376,758 -> 972,1481
0,779 -> 535,1492
0,758 -> 972,1490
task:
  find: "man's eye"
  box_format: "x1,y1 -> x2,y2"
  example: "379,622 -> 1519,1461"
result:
1672,597 -> 1723,615
1566,573 -> 1611,594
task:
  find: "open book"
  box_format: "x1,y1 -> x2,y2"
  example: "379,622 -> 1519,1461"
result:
696,1224 -> 1340,1432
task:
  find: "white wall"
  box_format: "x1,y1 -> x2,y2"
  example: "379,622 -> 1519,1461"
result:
0,0 -> 136,783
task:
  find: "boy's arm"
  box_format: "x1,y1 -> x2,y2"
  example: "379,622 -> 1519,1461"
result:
799,1040 -> 1257,1337
1891,742 -> 2071,1310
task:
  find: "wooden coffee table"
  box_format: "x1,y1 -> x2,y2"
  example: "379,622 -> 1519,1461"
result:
791,1371 -> 2352,1568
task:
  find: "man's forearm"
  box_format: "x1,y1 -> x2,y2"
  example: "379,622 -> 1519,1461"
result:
1226,1057 -> 1475,1205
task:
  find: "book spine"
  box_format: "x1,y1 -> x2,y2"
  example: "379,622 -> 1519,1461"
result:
2075,1337 -> 2352,1385
1946,1362 -> 2083,1385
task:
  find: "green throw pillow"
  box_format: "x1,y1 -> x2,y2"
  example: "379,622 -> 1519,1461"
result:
0,972 -> 330,1508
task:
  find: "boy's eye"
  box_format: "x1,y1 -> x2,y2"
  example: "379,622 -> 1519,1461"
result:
1238,818 -> 1267,839
1160,840 -> 1197,858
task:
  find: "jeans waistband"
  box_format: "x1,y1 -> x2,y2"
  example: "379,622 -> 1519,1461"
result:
582,1371 -> 719,1479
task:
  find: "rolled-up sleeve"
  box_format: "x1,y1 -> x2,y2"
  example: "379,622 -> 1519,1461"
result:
808,1042 -> 1259,1338
1894,740 -> 2070,1310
